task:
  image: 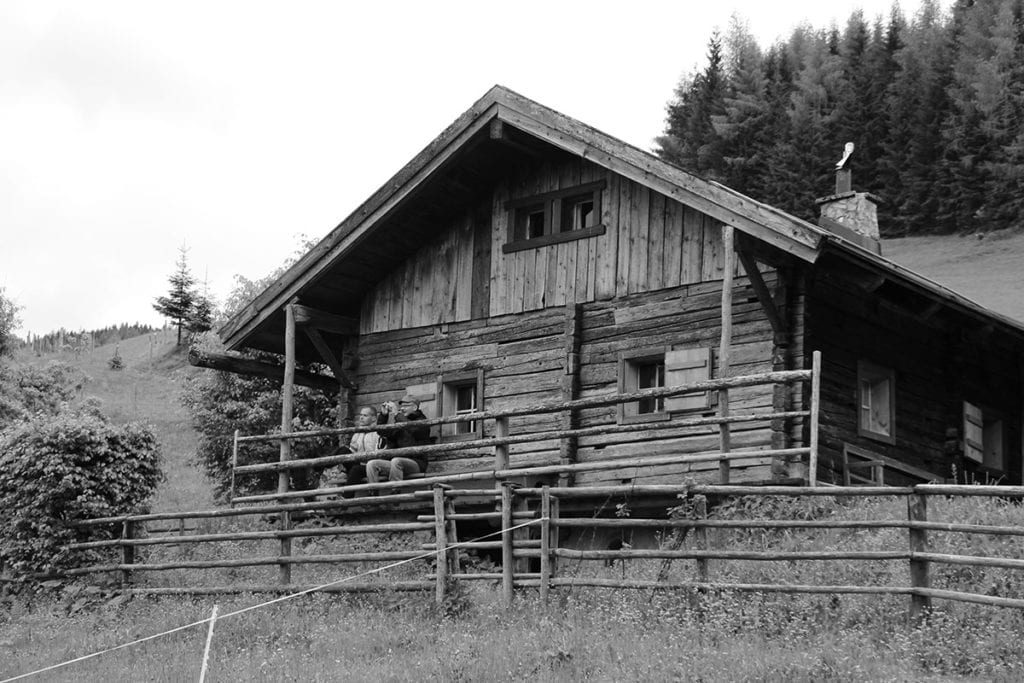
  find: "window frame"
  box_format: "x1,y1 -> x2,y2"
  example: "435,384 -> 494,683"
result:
437,369 -> 484,442
618,346 -> 713,425
964,400 -> 1008,473
856,360 -> 896,445
503,181 -> 606,253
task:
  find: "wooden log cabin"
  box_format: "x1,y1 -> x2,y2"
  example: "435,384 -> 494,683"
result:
211,85 -> 1024,494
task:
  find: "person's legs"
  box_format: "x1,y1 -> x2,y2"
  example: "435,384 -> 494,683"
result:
346,463 -> 367,485
388,457 -> 421,481
366,459 -> 391,483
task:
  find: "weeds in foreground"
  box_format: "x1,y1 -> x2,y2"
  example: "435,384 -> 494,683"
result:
3,582 -> 1024,682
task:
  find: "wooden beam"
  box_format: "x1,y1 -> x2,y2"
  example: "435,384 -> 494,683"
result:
187,348 -> 339,394
737,247 -> 784,338
489,118 -> 546,158
719,226 -> 735,485
292,305 -> 359,336
303,327 -> 357,391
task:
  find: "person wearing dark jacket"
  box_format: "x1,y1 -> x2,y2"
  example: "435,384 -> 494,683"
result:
367,394 -> 431,482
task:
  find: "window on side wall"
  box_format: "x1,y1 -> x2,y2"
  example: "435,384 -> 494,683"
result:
857,360 -> 895,444
438,369 -> 484,441
964,401 -> 1006,473
504,180 -> 606,253
618,347 -> 712,424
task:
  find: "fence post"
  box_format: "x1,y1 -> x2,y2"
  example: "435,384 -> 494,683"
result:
907,492 -> 932,620
695,496 -> 709,584
120,520 -> 135,587
501,482 -> 515,607
808,350 -> 821,486
229,429 -> 239,507
540,486 -> 551,603
433,485 -> 448,604
444,490 -> 460,576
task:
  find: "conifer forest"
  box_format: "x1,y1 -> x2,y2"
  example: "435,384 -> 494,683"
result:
657,0 -> 1024,236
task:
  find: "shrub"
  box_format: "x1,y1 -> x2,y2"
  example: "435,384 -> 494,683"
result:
0,360 -> 87,424
0,412 -> 162,577
108,346 -> 124,370
182,335 -> 337,501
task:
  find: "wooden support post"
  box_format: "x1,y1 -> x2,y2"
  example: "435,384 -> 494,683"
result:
120,520 -> 134,586
540,486 -> 551,603
433,485 -> 448,605
494,417 -> 510,487
559,303 -> 582,488
279,303 -> 297,585
719,226 -> 735,484
501,483 -> 514,607
809,350 -> 822,486
908,493 -> 932,621
229,429 -> 239,507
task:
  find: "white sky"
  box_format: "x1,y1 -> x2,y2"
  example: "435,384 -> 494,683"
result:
1,0 -> 947,337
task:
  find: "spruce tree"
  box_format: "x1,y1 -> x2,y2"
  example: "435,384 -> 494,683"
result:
153,244 -> 197,346
187,292 -> 215,339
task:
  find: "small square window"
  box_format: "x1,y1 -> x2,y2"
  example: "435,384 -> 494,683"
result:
504,180 -> 606,252
618,347 -> 711,424
439,369 -> 484,441
635,360 -> 665,414
514,204 -> 546,241
560,195 -> 596,233
964,401 -> 1006,471
453,384 -> 477,435
857,360 -> 895,444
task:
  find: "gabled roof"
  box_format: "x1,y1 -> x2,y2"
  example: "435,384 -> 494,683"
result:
220,85 -> 1024,354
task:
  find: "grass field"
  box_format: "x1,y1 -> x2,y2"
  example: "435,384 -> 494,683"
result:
884,229 -> 1024,324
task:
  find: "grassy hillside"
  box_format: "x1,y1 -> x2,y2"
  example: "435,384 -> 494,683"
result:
884,229 -> 1024,324
18,329 -> 213,512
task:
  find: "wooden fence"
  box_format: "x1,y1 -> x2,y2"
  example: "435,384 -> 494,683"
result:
55,352 -> 1024,614
226,352 -> 822,505
62,483 -> 1024,619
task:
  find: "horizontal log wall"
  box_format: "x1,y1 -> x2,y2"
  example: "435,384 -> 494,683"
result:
353,307 -> 569,477
574,279 -> 777,486
808,271 -> 1022,485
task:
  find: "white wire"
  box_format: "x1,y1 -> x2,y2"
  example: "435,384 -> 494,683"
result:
1,517 -> 545,682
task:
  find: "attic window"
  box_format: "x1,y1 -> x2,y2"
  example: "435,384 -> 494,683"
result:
504,180 -> 606,252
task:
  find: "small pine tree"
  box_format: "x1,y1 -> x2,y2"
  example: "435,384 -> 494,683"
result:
187,292 -> 215,340
153,244 -> 197,346
108,345 -> 124,370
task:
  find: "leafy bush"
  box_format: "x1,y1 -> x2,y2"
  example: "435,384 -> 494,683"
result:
0,361 -> 87,424
0,412 -> 162,577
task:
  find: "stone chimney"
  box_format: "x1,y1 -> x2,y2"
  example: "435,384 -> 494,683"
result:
815,163 -> 883,255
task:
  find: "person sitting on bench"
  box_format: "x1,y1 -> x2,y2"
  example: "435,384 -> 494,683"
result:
320,405 -> 386,489
367,394 -> 431,482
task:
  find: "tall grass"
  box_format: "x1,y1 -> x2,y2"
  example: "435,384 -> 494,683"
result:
5,494 -> 1024,681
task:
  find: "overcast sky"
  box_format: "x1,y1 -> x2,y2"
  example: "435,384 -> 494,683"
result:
2,0 -> 949,337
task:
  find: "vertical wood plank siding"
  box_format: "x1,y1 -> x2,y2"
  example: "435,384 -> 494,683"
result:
360,158 -> 735,332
